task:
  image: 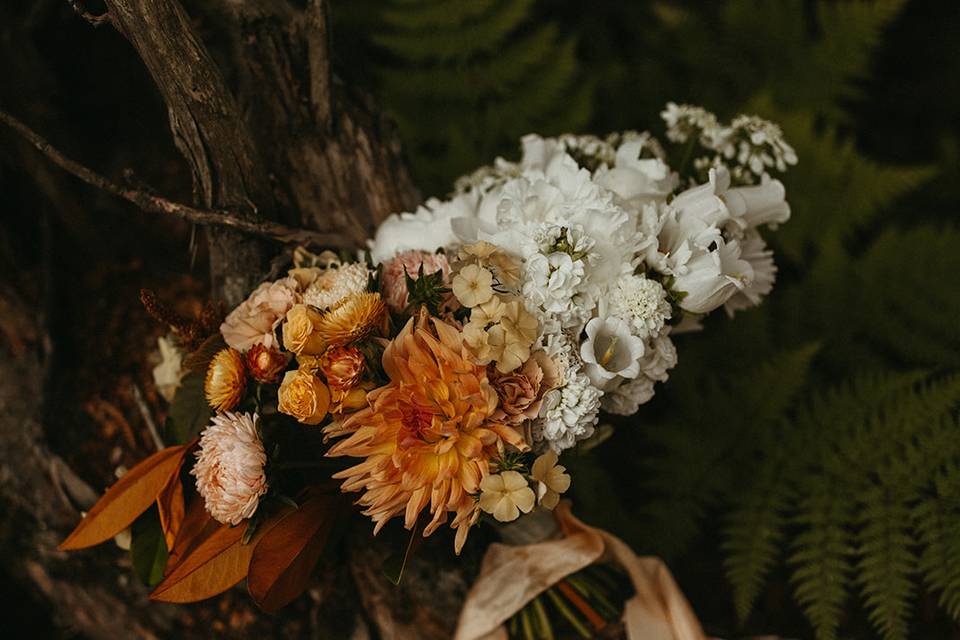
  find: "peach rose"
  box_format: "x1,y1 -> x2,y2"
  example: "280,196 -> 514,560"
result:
282,304 -> 326,355
490,350 -> 562,425
220,277 -> 299,352
278,368 -> 331,425
245,343 -> 290,384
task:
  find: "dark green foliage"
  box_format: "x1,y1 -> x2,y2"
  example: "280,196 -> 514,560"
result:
334,0 -> 590,195
130,506 -> 169,587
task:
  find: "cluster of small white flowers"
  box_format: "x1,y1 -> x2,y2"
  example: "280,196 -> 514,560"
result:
536,333 -> 601,452
662,102 -> 797,186
609,273 -> 672,338
368,103 -> 794,452
728,115 -> 798,176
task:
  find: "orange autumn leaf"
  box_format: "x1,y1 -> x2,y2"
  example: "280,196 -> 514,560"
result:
150,519 -> 249,603
59,444 -> 190,551
247,491 -> 343,612
150,506 -> 291,603
166,497 -> 218,573
157,470 -> 186,550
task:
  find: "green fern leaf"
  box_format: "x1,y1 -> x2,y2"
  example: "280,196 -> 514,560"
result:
857,227 -> 960,368
855,485 -> 916,640
789,484 -> 855,640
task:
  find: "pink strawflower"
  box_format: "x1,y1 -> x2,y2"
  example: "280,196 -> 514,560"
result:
192,412 -> 268,525
381,250 -> 452,313
220,277 -> 299,352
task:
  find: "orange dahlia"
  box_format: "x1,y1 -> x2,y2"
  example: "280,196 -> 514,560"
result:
326,310 -> 527,553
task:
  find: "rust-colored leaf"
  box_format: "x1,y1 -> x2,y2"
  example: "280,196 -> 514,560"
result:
149,520 -> 249,603
156,469 -> 185,550
150,507 -> 289,603
166,496 -> 215,572
59,444 -> 189,551
247,491 -> 343,612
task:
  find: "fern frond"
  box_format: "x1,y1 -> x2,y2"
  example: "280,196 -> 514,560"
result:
858,227 -> 960,368
754,106 -> 937,262
855,485 -> 916,640
789,483 -> 854,640
914,466 -> 960,621
722,469 -> 790,625
372,0 -> 535,62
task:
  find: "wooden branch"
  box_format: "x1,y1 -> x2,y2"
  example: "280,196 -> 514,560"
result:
100,0 -> 280,305
0,111 -> 352,248
67,0 -> 112,27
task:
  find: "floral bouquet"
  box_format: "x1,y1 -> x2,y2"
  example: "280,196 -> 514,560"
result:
60,103 -> 795,630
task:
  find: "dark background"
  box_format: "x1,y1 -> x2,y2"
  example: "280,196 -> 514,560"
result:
1,0 -> 959,637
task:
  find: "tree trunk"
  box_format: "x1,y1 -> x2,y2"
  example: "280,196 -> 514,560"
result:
0,1 -> 470,638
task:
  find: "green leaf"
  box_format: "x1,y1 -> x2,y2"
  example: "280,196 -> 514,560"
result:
166,370 -> 211,444
131,506 -> 169,587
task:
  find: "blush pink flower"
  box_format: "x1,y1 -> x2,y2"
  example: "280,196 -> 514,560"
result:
381,250 -> 453,313
192,412 -> 268,525
490,350 -> 562,425
220,277 -> 299,352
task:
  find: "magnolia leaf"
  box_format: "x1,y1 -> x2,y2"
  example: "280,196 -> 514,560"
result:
156,467 -> 186,550
248,491 -> 342,612
130,506 -> 169,586
167,371 -> 210,444
151,508 -> 288,603
59,444 -> 189,551
166,497 -> 218,572
150,520 -> 250,603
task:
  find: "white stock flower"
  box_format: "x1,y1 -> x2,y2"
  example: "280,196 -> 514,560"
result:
639,332 -> 678,382
601,375 -> 656,416
673,238 -> 753,314
580,316 -> 646,388
192,412 -> 268,526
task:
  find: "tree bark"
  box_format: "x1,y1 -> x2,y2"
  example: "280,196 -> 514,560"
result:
1,0 -> 466,637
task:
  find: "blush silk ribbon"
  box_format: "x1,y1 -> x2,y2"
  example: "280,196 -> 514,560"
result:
454,502 -> 705,640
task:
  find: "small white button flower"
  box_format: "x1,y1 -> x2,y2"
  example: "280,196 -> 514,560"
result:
530,451 -> 571,510
479,470 -> 536,522
452,263 -> 495,308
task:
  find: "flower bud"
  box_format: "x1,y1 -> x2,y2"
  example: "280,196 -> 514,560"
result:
245,343 -> 290,384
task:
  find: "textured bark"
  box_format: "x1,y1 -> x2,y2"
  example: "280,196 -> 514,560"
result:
104,0 -> 276,307
0,1 -> 460,638
204,0 -> 420,240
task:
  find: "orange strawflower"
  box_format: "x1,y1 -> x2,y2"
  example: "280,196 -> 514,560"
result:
326,310 -> 527,553
205,348 -> 247,412
316,292 -> 386,347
